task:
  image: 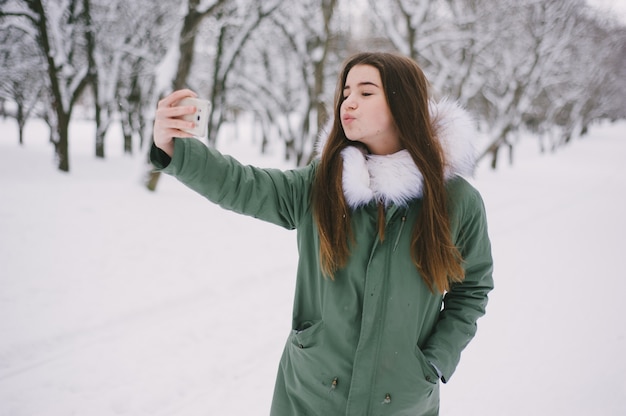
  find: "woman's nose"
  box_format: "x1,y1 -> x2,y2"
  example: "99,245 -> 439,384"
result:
344,96 -> 357,109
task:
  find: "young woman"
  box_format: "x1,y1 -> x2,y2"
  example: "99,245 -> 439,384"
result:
151,52 -> 493,416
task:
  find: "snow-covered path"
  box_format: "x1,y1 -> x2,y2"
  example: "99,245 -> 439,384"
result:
1,119 -> 625,415
440,125 -> 626,415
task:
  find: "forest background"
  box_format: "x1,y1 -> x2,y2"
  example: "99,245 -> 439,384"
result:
0,0 -> 624,182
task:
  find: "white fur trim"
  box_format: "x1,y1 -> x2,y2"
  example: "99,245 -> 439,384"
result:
318,99 -> 476,208
368,151 -> 424,207
430,99 -> 477,179
341,146 -> 374,207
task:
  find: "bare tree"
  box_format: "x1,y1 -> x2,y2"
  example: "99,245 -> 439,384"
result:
475,0 -> 588,167
530,10 -> 626,150
143,0 -> 230,191
0,15 -> 45,145
2,0 -> 93,172
229,0 -> 339,165
144,0 -> 283,190
85,0 -> 173,157
202,0 -> 283,147
367,0 -> 624,168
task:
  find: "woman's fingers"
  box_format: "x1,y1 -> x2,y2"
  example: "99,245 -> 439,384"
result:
153,89 -> 200,156
155,89 -> 199,132
158,104 -> 195,118
157,89 -> 198,109
155,106 -> 195,129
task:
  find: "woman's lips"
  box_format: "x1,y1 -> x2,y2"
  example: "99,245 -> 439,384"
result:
342,114 -> 356,124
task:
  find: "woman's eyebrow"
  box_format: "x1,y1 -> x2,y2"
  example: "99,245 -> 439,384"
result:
343,81 -> 380,90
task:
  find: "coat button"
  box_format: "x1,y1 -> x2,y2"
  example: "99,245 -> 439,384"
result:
383,393 -> 391,404
426,375 -> 432,382
298,343 -> 304,349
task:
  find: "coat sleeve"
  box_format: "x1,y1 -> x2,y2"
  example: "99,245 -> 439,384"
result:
422,178 -> 494,383
150,138 -> 315,229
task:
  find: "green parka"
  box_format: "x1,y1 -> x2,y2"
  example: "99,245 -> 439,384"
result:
151,100 -> 493,416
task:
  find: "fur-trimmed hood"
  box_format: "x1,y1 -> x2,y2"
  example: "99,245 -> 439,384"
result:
317,99 -> 477,208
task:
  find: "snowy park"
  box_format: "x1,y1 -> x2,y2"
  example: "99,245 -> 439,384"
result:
1,117 -> 625,415
1,0 -> 625,414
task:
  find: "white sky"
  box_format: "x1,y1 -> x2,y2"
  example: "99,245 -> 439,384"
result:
587,0 -> 626,22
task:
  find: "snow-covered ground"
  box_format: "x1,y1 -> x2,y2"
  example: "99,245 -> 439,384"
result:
0,116 -> 624,415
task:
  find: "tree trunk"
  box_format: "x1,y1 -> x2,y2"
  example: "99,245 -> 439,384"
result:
18,124 -> 25,146
17,103 -> 25,145
146,171 -> 161,192
82,0 -> 104,159
95,104 -> 105,158
55,114 -> 71,172
121,113 -> 133,154
28,0 -> 90,172
490,146 -> 499,170
29,0 -> 74,172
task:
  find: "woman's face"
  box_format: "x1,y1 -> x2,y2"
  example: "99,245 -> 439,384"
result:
340,64 -> 402,155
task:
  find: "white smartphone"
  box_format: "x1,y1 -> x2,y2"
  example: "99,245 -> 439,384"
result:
177,97 -> 211,137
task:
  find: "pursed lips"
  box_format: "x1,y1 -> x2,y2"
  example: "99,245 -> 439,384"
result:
342,114 -> 356,124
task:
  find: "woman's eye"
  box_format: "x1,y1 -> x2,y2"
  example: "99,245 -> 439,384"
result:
362,92 -> 373,96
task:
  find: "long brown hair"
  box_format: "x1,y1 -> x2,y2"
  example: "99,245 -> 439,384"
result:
312,52 -> 464,293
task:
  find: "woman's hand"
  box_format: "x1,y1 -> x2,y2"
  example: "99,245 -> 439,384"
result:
153,89 -> 199,157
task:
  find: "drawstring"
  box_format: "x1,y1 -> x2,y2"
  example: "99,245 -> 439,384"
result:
377,202 -> 385,242
393,215 -> 407,252
377,203 -> 407,250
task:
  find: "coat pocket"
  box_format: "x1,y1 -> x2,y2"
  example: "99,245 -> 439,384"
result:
290,320 -> 324,349
414,345 -> 440,385
281,321 -> 339,415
